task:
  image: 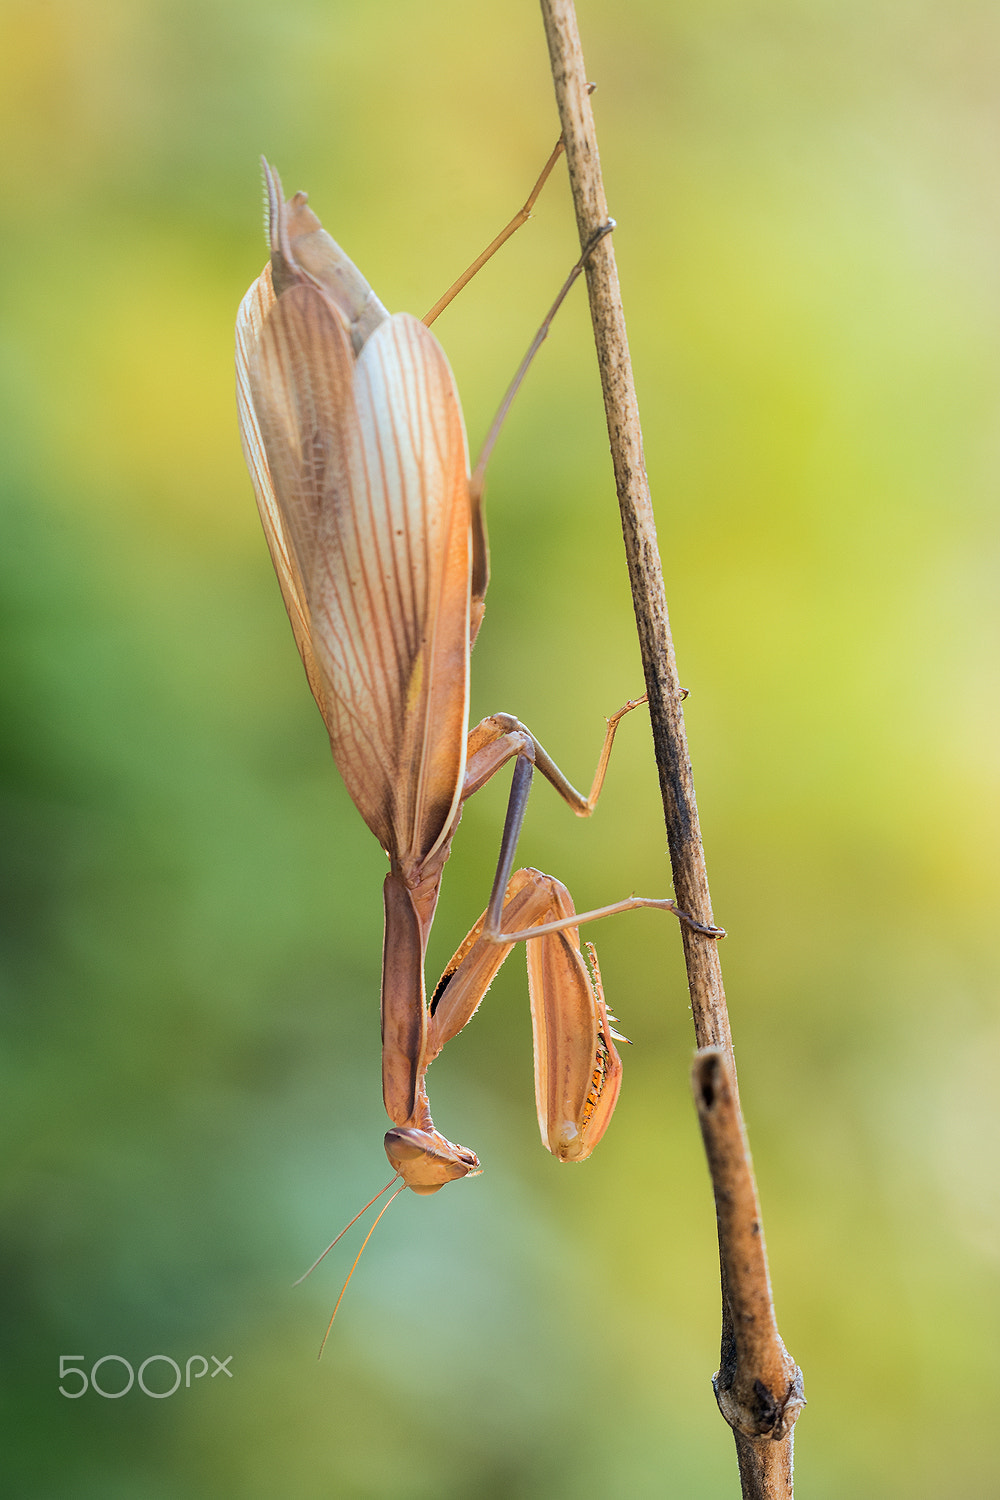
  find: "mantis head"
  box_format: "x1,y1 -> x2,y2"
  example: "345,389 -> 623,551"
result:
383,1126 -> 481,1195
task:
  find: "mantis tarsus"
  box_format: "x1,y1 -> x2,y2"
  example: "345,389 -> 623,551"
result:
235,152 -> 722,1204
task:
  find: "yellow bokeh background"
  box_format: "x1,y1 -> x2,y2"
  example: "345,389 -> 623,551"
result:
2,1 -> 999,1494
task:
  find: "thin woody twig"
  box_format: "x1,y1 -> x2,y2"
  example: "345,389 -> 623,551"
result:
694,1052 -> 805,1455
537,2 -> 804,1494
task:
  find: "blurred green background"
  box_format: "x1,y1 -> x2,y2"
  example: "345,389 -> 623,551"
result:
2,0 -> 998,1494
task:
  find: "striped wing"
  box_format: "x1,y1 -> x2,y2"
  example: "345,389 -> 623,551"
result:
240,282 -> 471,866
236,264 -> 331,720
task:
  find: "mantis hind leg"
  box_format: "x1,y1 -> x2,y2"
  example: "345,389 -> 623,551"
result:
461,697 -> 722,942
462,698 -> 650,938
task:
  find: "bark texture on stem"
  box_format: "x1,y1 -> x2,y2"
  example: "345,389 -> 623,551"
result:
537,3 -> 803,1494
694,1050 -> 806,1479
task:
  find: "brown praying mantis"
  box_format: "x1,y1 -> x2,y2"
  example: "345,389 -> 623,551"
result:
235,150 -> 722,1208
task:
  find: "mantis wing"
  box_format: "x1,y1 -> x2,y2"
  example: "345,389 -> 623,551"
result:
236,264 -> 328,719
238,284 -> 472,871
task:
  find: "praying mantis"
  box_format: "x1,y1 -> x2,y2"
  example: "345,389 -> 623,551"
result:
235,153 -> 720,1202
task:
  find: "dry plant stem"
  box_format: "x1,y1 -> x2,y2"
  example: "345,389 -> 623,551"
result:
694,1051 -> 805,1480
538,2 -> 803,1494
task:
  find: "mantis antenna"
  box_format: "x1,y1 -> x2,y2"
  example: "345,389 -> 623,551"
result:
317,1187 -> 406,1360
292,1174 -> 401,1287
